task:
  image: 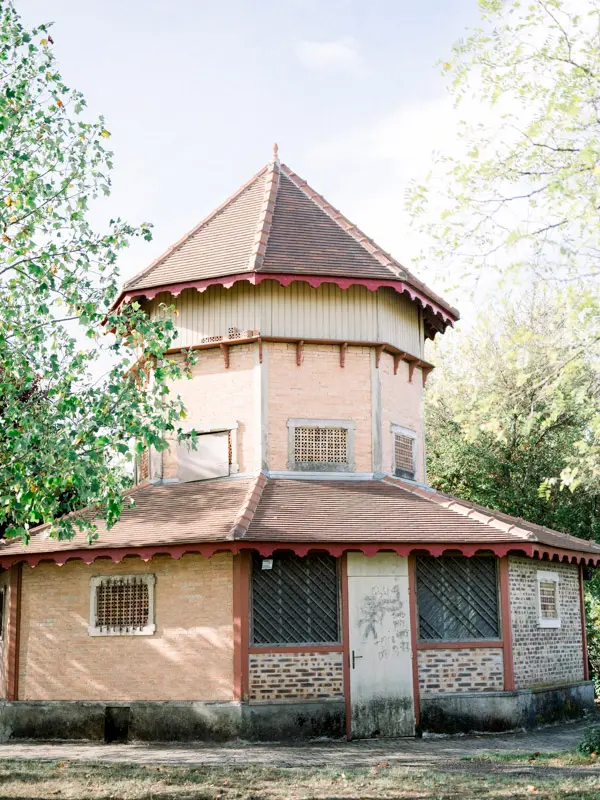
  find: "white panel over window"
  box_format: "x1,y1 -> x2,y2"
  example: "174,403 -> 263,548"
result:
89,575 -> 156,636
177,431 -> 229,482
537,571 -> 560,628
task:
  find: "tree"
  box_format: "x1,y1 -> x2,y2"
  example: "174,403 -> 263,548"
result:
426,289 -> 600,540
410,0 -> 600,490
0,2 -> 192,542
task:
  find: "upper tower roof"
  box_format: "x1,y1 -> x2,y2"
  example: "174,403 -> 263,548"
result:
119,146 -> 459,336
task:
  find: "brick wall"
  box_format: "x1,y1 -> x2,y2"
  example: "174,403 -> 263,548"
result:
417,648 -> 504,695
380,353 -> 425,481
267,343 -> 373,472
18,554 -> 234,702
162,344 -> 259,478
249,651 -> 344,701
509,558 -> 584,689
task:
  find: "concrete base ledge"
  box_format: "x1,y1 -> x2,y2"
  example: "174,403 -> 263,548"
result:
420,680 -> 595,734
0,699 -> 346,743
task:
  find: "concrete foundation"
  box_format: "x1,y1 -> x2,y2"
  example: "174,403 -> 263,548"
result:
420,680 -> 595,734
0,699 -> 346,742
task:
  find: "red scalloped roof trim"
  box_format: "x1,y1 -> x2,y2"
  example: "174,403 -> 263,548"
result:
1,540 -> 597,570
121,272 -> 457,327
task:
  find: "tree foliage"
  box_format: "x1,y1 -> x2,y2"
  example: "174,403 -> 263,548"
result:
426,290 -> 600,540
0,2 -> 192,542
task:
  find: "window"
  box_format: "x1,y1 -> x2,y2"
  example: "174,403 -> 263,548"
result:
537,571 -> 560,628
0,588 -> 5,640
416,556 -> 500,641
287,418 -> 355,472
392,425 -> 417,480
89,575 -> 156,636
251,554 -> 340,645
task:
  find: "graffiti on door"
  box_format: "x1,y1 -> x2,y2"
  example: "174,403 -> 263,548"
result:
358,583 -> 410,661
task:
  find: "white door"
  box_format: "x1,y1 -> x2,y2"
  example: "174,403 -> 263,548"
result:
347,553 -> 415,738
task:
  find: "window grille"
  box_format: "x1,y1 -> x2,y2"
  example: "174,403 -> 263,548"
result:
294,427 -> 348,464
539,582 -> 557,618
394,433 -> 415,479
251,554 -> 340,645
416,556 -> 499,641
89,575 -> 156,636
537,571 -> 560,627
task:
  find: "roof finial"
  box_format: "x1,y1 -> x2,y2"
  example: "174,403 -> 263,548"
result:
272,142 -> 279,162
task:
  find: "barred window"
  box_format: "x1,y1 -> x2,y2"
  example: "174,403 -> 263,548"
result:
287,418 -> 355,472
88,575 -> 156,637
394,433 -> 415,479
416,556 -> 500,641
251,554 -> 340,645
0,588 -> 5,640
537,571 -> 560,628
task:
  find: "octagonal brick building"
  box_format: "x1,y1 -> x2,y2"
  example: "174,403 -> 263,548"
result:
0,148 -> 597,742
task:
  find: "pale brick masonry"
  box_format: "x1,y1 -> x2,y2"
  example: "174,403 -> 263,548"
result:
509,558 -> 584,689
249,652 -> 344,701
417,648 -> 504,695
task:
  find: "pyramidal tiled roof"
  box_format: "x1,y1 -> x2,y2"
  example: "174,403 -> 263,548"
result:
121,147 -> 458,326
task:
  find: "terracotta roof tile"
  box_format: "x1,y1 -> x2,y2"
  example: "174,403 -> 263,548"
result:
120,152 -> 458,323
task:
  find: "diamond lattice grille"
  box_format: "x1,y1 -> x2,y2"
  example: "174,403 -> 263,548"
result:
96,578 -> 149,631
251,554 -> 340,645
416,556 -> 499,641
394,434 -> 415,478
294,427 -> 348,464
539,582 -> 558,619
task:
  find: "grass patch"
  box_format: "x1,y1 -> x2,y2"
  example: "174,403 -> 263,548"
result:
0,759 -> 598,799
462,750 -> 599,767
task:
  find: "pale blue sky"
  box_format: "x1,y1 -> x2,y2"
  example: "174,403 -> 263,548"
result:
20,0 -> 479,300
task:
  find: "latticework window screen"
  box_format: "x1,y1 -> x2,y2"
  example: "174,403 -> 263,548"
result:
416,556 -> 499,641
294,427 -> 348,464
251,554 -> 340,645
539,581 -> 558,619
91,576 -> 154,635
394,433 -> 415,479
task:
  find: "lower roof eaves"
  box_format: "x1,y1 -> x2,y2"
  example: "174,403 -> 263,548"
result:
0,473 -> 599,569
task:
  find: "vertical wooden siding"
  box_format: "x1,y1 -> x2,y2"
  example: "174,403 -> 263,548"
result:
147,281 -> 423,357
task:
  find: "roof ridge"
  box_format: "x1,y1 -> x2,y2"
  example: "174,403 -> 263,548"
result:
229,471 -> 268,540
278,163 -> 405,280
279,163 -> 458,317
248,146 -> 280,271
122,164 -> 269,294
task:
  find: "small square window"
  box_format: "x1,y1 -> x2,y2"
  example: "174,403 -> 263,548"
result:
287,418 -> 355,472
392,425 -> 416,480
537,571 -> 560,628
89,575 -> 156,636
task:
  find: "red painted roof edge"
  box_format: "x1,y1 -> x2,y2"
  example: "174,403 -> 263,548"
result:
2,539 -> 598,571
119,272 -> 457,327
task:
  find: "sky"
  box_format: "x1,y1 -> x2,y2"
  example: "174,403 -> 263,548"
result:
20,0 -> 481,311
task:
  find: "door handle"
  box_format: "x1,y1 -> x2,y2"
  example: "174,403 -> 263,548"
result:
352,650 -> 363,669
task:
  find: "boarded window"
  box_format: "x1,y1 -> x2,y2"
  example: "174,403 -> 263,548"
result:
294,427 -> 348,464
89,575 -> 156,636
416,556 -> 499,641
177,431 -> 229,482
251,554 -> 340,645
394,433 -> 415,479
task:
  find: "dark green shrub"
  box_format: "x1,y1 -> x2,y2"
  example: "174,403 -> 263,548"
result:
578,727 -> 600,755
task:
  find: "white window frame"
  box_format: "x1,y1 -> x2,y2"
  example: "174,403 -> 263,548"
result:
537,570 -> 560,628
88,575 -> 156,637
391,424 -> 418,481
287,418 -> 356,472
